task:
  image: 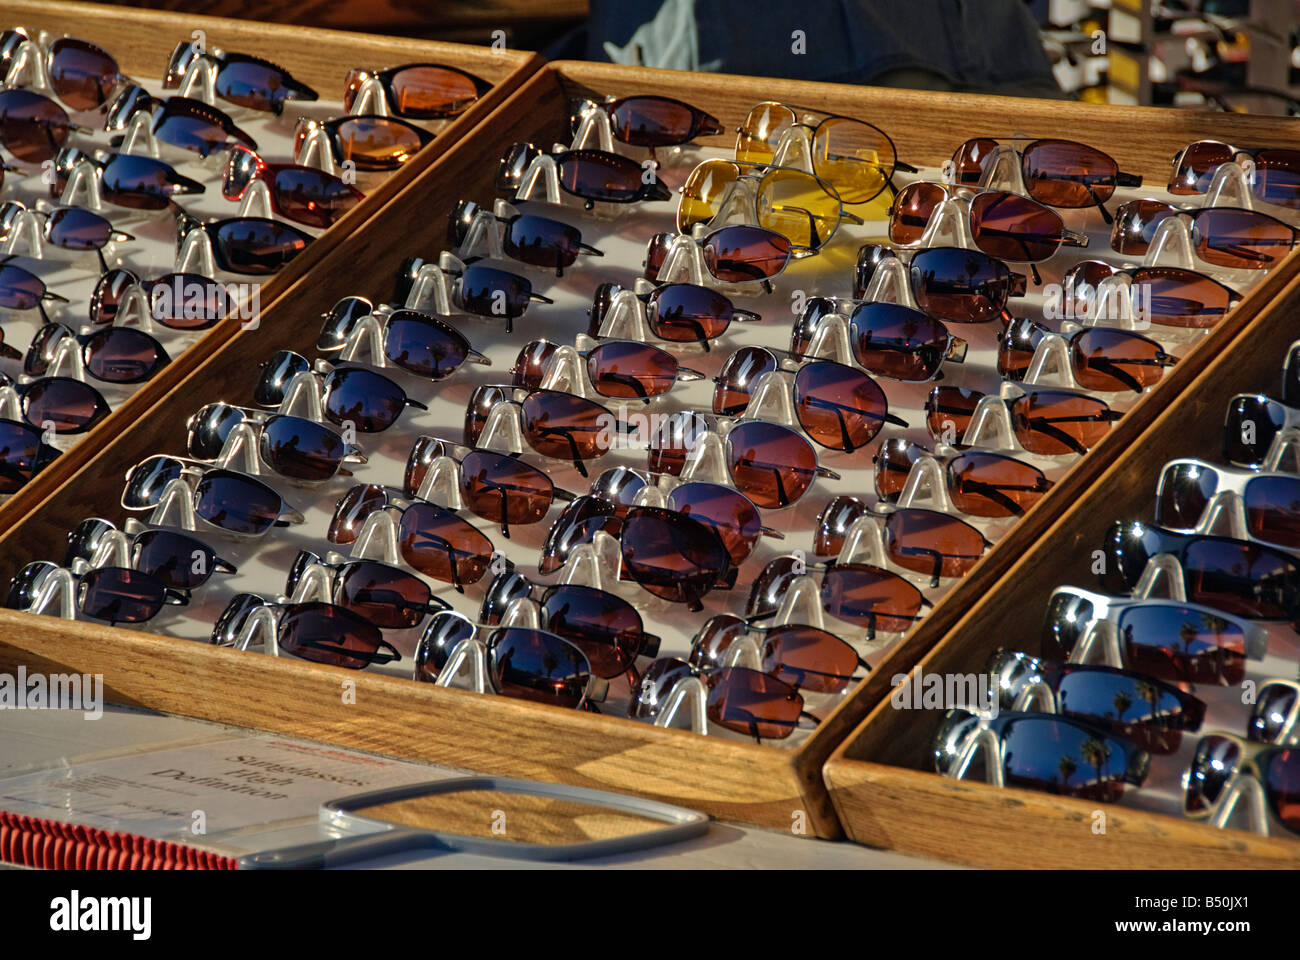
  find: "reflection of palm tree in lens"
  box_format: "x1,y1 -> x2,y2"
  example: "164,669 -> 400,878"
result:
1112,689 -> 1131,723
1058,753 -> 1077,789
1079,734 -> 1111,790
1135,677 -> 1159,726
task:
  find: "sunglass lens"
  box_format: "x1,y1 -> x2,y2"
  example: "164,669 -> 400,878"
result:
336,560 -> 431,630
328,483 -> 387,544
384,310 -> 470,378
702,225 -> 791,282
910,247 -> 1014,323
1250,682 -> 1298,743
884,508 -> 985,579
725,420 -> 818,508
212,217 -> 310,274
821,562 -> 924,633
255,349 -> 311,407
586,340 -> 678,399
948,451 -> 1049,518
557,149 -> 647,202
134,529 -> 222,591
1156,461 -> 1217,530
1193,208 -> 1296,270
1010,390 -> 1114,455
79,566 -> 167,623
260,414 -> 346,481
385,64 -> 481,118
398,501 -> 494,586
621,506 -> 731,606
269,167 -> 360,228
459,449 -> 555,525
323,367 -> 408,432
1020,139 -> 1117,208
814,495 -> 868,556
608,95 -> 702,146
503,214 -> 582,271
1001,716 -> 1144,802
762,624 -> 857,694
453,264 -> 531,318
519,389 -> 611,462
1185,734 -> 1240,813
794,359 -> 891,451
540,583 -> 645,677
488,628 -> 592,707
647,283 -> 735,342
194,469 -> 284,535
0,419 -> 52,493
969,191 -> 1063,261
23,377 -> 105,433
83,327 -> 168,383
328,116 -> 428,169
1223,395 -> 1283,468
0,89 -> 70,162
278,602 -> 386,670
850,301 -> 949,381
666,480 -> 762,564
705,666 -> 804,740
713,346 -> 774,415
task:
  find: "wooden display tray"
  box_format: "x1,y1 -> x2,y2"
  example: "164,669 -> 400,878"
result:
824,269 -> 1300,867
2,59 -> 1299,839
0,0 -> 539,532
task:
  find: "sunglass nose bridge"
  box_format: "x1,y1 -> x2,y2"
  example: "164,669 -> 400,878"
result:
972,143 -> 1028,196
1194,488 -> 1253,541
0,206 -> 44,260
960,393 -> 1018,451
677,429 -> 730,487
449,205 -> 507,261
836,514 -> 890,570
744,369 -> 799,427
859,255 -> 919,311
945,726 -> 1007,786
476,401 -> 526,458
592,287 -> 655,341
499,596 -> 542,630
1063,618 -> 1124,668
434,637 -> 490,693
766,573 -> 829,634
85,528 -> 132,571
651,673 -> 710,735
894,455 -> 958,515
1131,553 -> 1190,603
537,344 -> 599,401
914,195 -> 978,254
287,561 -> 333,604
702,176 -> 759,232
347,75 -> 391,118
235,177 -> 275,219
276,370 -> 327,422
768,124 -> 815,177
293,122 -> 337,176
1021,333 -> 1082,389
510,151 -> 563,206
174,223 -> 218,276
655,230 -> 712,286
346,510 -> 405,567
0,385 -> 23,425
212,421 -> 266,476
146,476 -> 202,533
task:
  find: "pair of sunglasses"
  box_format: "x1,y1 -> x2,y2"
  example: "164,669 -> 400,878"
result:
317,298 -> 485,379
25,322 -> 170,385
853,244 -> 1027,324
464,384 -> 615,478
988,649 -> 1204,755
164,40 -> 317,114
176,212 -> 312,276
643,225 -> 793,285
933,709 -> 1150,802
510,337 -> 704,403
478,571 -> 661,679
185,402 -> 363,482
122,457 -> 303,537
1169,140 -> 1300,209
691,613 -> 870,695
0,88 -> 83,162
873,440 -> 1053,519
415,616 -> 606,710
736,102 -> 910,205
925,385 -> 1123,455
255,350 -> 427,433
1110,200 -> 1298,270
63,517 -> 236,593
345,62 -> 488,119
447,201 -> 603,277
0,201 -> 133,272
712,347 -> 906,452
50,148 -> 204,210
1185,734 -> 1300,837
950,137 -> 1142,221
213,596 -> 399,670
588,280 -> 761,349
292,115 -> 433,172
631,658 -> 819,741
496,142 -> 673,207
1061,260 -> 1240,329
1156,458 -> 1300,553
997,316 -> 1178,393
0,418 -> 59,494
1043,586 -> 1267,686
8,562 -> 188,627
1223,392 -> 1300,468
222,145 -> 363,229
1101,520 -> 1300,622
90,269 -> 231,329
106,87 -> 256,158
285,549 -> 450,630
570,94 -> 722,148
0,371 -> 108,435
793,298 -> 968,383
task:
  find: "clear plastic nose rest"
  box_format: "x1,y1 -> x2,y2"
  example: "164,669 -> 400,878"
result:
450,197 -> 516,262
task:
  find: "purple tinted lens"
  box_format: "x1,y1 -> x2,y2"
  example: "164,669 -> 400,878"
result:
23,377 -> 104,432
79,566 -> 166,623
47,206 -> 113,250
0,418 -> 51,494
323,367 -> 407,432
83,327 -> 168,383
0,263 -> 44,309
384,311 -> 470,378
194,469 -> 283,535
259,414 -> 345,481
504,215 -> 581,270
134,529 -> 220,591
211,217 -> 310,274
454,264 -> 531,318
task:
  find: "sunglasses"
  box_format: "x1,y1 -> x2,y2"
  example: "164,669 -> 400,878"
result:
712,347 -> 907,452
1222,392 -> 1300,469
690,613 -> 870,695
537,498 -> 737,610
464,384 -> 613,477
0,372 -> 109,434
987,650 -> 1205,755
24,35 -> 133,111
326,483 -> 495,591
1043,585 -> 1269,686
1100,520 -> 1300,621
997,316 -> 1178,392
0,201 -> 133,273
317,298 -> 486,379
478,571 -> 661,679
678,159 -> 855,250
447,200 -> 603,277
25,322 -> 170,385
1110,199 -> 1298,270
50,148 -> 205,210
496,142 -> 673,206
1156,458 -> 1300,552
414,614 -> 607,710
1184,734 -> 1300,837
550,475 -> 779,567
1061,260 -> 1240,329
951,137 -> 1142,221
589,280 -> 762,349
106,86 -> 257,155
890,182 -> 1090,271
571,95 -> 723,148
933,710 -> 1150,802
254,351 -> 428,432
736,101 -> 910,205
873,439 -> 1053,519
443,262 -> 553,334
345,62 -> 489,119
285,550 -> 450,630
0,258 -> 70,324
853,244 -> 1028,324
164,41 -> 318,114
925,384 -> 1123,455
747,553 -> 931,640
1169,140 -> 1300,209
0,88 -> 78,162
0,417 -> 60,494
63,518 -> 237,593
90,269 -> 231,329
642,224 -> 794,285
8,561 -> 189,627
212,596 -> 400,670
510,337 -> 705,402
630,658 -> 819,741
643,412 -> 840,509
121,456 -> 305,537
1248,680 -> 1300,745
222,145 -> 364,229
403,437 -> 576,538
185,401 -> 365,481
293,114 -> 432,172
793,298 -> 969,382
176,213 -> 312,276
